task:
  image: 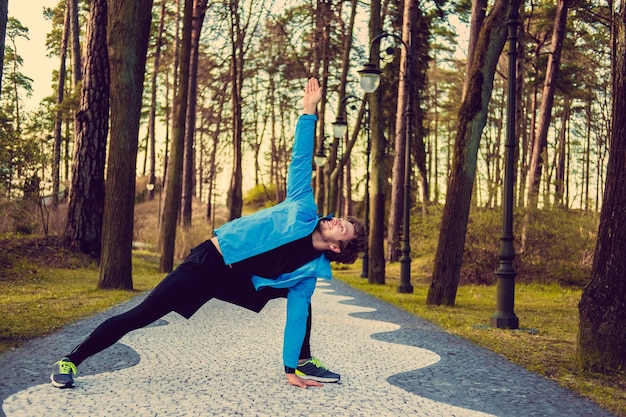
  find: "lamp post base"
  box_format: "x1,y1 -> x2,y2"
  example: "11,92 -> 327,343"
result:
489,314 -> 519,329
398,257 -> 413,293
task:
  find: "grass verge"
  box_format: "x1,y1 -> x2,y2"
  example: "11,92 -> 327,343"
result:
0,251 -> 163,354
333,261 -> 626,417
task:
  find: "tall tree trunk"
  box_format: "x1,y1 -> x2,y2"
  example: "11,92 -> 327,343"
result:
52,6 -> 70,208
577,2 -> 626,372
525,0 -> 571,210
181,0 -> 208,227
226,0 -> 244,220
554,96 -> 570,208
426,0 -> 510,306
0,0 -> 8,98
159,0 -> 192,273
367,0 -> 386,285
64,0 -> 109,258
386,0 -> 411,263
387,0 -> 429,262
99,0 -> 153,289
327,0 -> 358,216
69,0 -> 82,85
147,0 -> 167,200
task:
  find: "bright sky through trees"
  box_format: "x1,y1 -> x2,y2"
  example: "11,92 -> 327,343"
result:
8,0 -> 57,111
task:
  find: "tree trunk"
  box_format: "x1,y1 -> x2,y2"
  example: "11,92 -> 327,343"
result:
69,0 -> 82,84
159,0 -> 192,273
146,0 -> 167,200
326,0 -> 358,216
0,0 -> 8,98
181,0 -> 208,227
64,0 -> 109,258
525,0 -> 571,210
99,0 -> 153,289
554,96 -> 570,207
52,6 -> 70,208
226,0 -> 244,220
577,3 -> 626,372
367,0 -> 386,285
386,0 -> 412,263
426,0 -> 509,306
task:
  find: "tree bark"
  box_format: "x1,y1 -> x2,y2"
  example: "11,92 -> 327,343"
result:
226,0 -> 244,220
181,0 -> 208,227
69,0 -> 82,85
367,0 -> 386,285
64,0 -> 109,258
0,0 -> 8,98
99,0 -> 153,289
577,2 -> 626,373
146,0 -> 167,200
52,6 -> 70,208
159,0 -> 193,273
426,0 -> 509,306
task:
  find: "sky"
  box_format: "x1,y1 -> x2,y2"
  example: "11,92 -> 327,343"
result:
8,0 -> 58,111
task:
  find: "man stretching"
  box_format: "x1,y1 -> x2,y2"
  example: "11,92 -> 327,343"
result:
51,77 -> 366,389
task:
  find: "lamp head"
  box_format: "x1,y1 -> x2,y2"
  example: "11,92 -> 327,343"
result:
358,62 -> 382,93
332,116 -> 348,139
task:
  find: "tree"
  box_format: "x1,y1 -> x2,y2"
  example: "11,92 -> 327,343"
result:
367,0 -> 386,285
427,0 -> 510,306
181,0 -> 208,227
146,0 -> 167,201
525,0 -> 571,211
64,0 -> 109,257
3,17 -> 31,133
159,0 -> 192,273
99,0 -> 153,289
51,5 -> 70,208
386,0 -> 431,262
576,0 -> 626,373
0,0 -> 8,97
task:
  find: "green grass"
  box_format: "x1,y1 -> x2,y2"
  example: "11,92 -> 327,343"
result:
0,251 -> 163,353
334,261 -> 626,417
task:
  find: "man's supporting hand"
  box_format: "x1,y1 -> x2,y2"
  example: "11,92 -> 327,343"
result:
303,77 -> 322,115
286,373 -> 323,389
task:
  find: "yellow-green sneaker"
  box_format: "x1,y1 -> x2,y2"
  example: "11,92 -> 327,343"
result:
295,358 -> 340,383
50,358 -> 77,388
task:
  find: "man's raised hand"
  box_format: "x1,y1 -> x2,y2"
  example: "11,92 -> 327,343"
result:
303,77 -> 322,115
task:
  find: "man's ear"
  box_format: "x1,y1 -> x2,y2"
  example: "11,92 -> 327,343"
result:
328,242 -> 341,253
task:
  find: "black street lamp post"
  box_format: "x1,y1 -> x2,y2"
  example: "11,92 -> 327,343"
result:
332,96 -> 370,278
359,32 -> 413,293
490,0 -> 520,329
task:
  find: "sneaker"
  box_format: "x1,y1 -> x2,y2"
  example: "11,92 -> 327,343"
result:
295,358 -> 340,383
50,358 -> 77,388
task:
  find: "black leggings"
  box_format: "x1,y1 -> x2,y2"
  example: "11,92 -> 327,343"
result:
66,241 -> 314,366
66,285 -> 313,366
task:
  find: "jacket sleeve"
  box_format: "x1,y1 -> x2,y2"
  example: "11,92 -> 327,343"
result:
282,276 -> 317,369
286,115 -> 317,202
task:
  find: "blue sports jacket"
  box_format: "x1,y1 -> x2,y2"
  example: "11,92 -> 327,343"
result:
215,114 -> 331,370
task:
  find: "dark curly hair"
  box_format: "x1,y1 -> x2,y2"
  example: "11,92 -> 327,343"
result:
322,216 -> 367,264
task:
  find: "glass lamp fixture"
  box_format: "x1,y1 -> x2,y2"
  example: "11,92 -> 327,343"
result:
313,149 -> 327,167
331,117 -> 348,139
358,62 -> 382,93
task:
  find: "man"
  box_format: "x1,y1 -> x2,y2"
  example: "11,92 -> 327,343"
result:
51,77 -> 366,390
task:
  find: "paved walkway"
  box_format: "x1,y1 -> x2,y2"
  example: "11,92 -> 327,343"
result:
0,279 -> 617,417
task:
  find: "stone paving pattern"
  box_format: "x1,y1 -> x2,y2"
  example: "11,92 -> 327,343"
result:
0,279 -> 617,417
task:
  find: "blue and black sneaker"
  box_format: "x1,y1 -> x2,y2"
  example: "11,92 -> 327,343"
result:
295,358 -> 340,383
50,358 -> 77,388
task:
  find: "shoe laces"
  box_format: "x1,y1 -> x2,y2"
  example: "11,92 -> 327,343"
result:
308,357 -> 328,370
56,360 -> 77,376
